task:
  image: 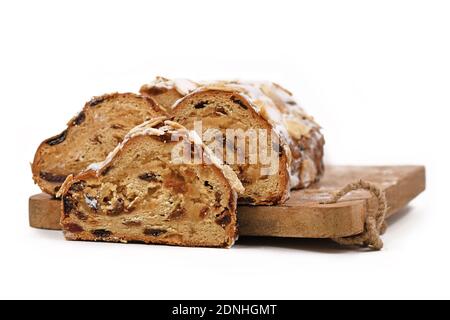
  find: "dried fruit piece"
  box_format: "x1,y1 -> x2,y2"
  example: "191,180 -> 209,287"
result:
154,132 -> 173,143
143,228 -> 167,237
63,197 -> 77,216
194,101 -> 208,109
199,207 -> 209,218
101,166 -> 114,176
214,191 -> 222,207
65,223 -> 84,233
110,124 -> 125,130
215,106 -> 228,115
69,181 -> 86,192
45,130 -> 68,146
204,181 -> 214,190
231,96 -> 248,109
72,112 -> 86,126
168,205 -> 186,220
39,172 -> 67,183
215,211 -> 232,228
122,220 -> 142,227
87,96 -> 107,107
74,211 -> 88,221
164,172 -> 186,193
91,229 -> 112,238
139,172 -> 160,182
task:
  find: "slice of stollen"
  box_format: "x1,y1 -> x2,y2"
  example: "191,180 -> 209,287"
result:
59,118 -> 244,248
141,77 -> 325,205
32,93 -> 162,195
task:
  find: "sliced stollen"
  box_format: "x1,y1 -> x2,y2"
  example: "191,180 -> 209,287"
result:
32,93 -> 161,195
140,78 -> 325,205
59,118 -> 244,248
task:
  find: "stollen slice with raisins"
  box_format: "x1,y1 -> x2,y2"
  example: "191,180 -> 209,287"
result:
141,77 -> 325,205
58,118 -> 244,248
32,93 -> 163,195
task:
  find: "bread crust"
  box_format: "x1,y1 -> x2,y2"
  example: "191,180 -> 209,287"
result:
32,93 -> 161,195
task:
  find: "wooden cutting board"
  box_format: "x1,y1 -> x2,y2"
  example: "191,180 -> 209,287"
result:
29,166 -> 425,239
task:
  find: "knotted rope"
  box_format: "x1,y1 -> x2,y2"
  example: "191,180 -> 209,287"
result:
323,180 -> 388,250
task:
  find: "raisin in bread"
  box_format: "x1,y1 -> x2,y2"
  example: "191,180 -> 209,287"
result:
32,93 -> 161,195
140,78 -> 325,205
59,118 -> 244,248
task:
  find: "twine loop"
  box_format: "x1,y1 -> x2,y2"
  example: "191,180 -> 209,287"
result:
323,179 -> 388,250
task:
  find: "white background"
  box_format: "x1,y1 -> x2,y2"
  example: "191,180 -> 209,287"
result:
0,0 -> 448,299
